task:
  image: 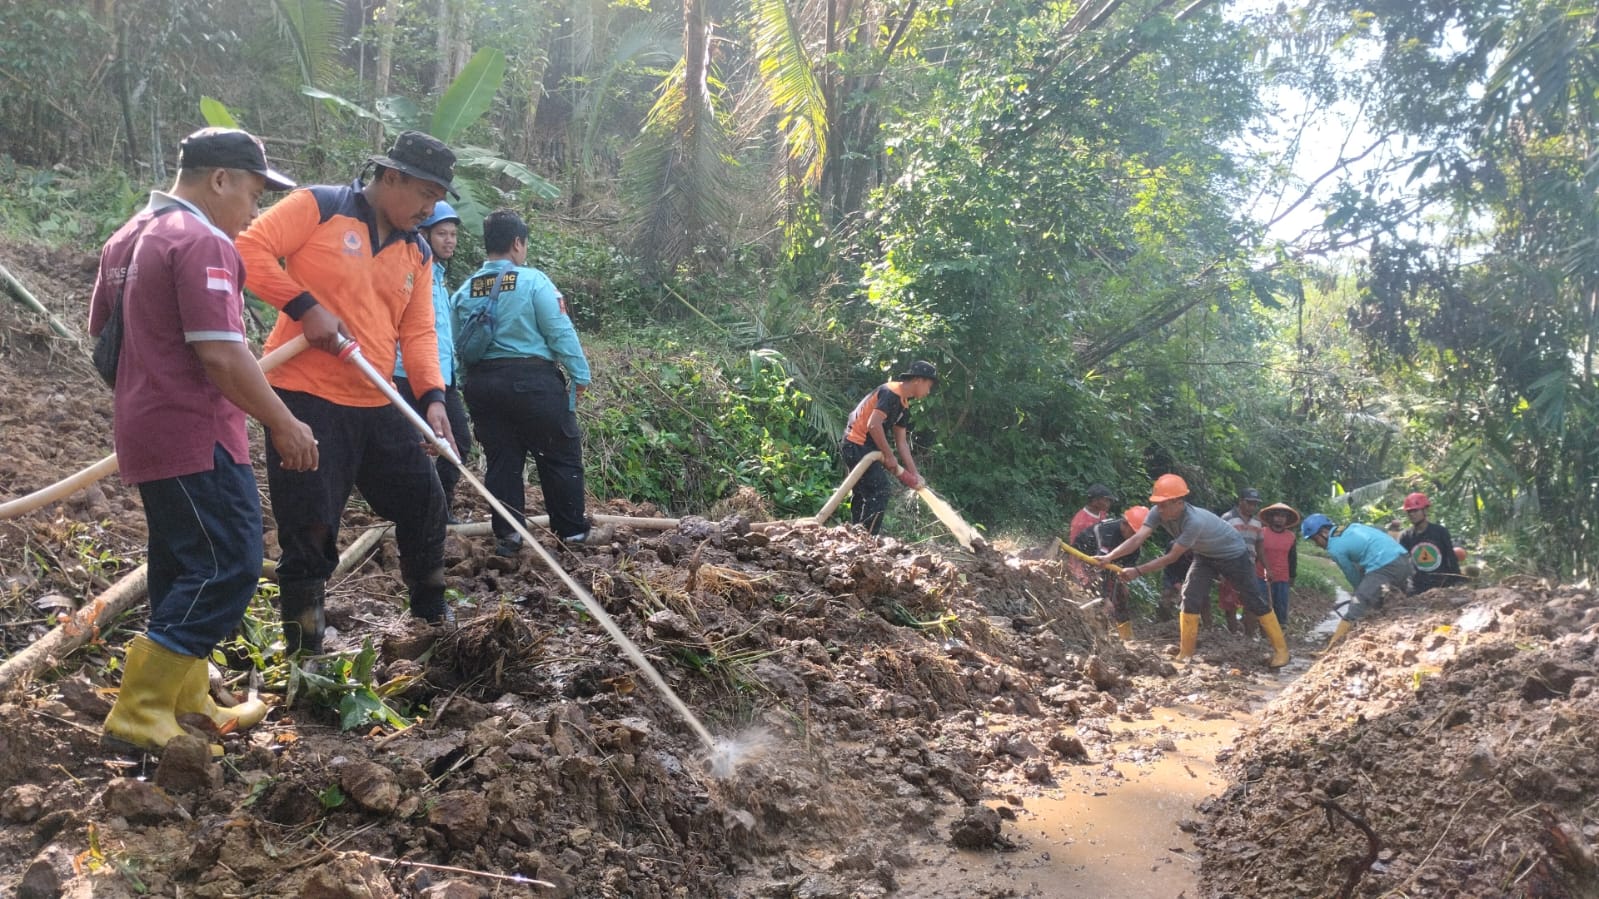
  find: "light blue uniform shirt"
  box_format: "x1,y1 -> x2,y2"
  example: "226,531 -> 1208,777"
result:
1326,523 -> 1408,587
394,259 -> 455,385
453,259 -> 591,401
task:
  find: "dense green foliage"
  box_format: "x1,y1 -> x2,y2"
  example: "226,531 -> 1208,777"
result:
4,0 -> 1596,574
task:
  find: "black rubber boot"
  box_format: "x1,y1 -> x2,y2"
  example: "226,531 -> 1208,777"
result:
404,567 -> 452,623
277,579 -> 326,656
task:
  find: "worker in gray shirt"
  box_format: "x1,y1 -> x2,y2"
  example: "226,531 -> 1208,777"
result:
1098,474 -> 1289,669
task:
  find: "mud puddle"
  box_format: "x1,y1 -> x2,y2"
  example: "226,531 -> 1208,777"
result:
898,688 -> 1283,898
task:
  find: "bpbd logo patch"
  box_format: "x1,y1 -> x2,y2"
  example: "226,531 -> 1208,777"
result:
470,271 -> 517,297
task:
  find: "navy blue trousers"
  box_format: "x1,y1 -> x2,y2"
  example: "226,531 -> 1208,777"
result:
139,444 -> 263,658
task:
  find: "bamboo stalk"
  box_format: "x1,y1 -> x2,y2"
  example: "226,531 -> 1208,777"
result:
0,260 -> 77,340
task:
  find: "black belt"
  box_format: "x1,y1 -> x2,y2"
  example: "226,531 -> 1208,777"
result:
471,356 -> 556,370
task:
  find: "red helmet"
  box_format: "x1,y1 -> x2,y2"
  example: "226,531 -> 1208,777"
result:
1402,492 -> 1431,511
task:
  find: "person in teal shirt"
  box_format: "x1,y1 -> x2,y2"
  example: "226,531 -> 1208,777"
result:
1301,513 -> 1414,648
394,201 -> 473,523
453,209 -> 607,557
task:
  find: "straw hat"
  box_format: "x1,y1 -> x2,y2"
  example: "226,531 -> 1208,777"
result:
1259,503 -> 1300,527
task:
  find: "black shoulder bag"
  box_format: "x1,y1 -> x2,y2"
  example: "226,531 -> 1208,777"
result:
93,206 -> 179,388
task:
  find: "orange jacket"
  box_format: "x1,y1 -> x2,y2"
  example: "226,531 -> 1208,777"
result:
238,182 -> 444,408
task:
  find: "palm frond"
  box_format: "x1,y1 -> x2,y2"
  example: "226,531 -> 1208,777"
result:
623,59 -> 738,273
1325,477 -> 1395,512
751,0 -> 828,185
577,16 -> 682,171
270,0 -> 344,88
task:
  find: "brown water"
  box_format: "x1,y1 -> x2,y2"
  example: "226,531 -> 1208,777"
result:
898,699 -> 1269,898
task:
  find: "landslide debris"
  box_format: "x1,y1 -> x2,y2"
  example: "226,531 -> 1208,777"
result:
1197,582 -> 1599,898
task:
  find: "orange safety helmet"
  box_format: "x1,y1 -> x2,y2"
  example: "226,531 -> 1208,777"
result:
1149,473 -> 1189,503
1123,505 -> 1150,530
1403,492 -> 1431,511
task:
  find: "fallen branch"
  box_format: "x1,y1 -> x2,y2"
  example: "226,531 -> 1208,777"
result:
0,564 -> 149,697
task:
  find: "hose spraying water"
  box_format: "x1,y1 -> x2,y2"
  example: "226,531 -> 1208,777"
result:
333,338 -> 746,776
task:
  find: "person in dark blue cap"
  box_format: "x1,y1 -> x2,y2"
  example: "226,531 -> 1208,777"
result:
90,127 -> 316,753
839,360 -> 938,535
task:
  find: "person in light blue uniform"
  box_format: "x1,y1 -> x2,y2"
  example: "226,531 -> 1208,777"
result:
394,201 -> 472,523
454,209 -> 607,556
1302,513 -> 1414,648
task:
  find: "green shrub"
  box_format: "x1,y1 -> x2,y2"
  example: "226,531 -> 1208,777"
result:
584,342 -> 836,517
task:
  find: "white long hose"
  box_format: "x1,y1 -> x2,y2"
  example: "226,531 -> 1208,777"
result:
334,338 -> 726,762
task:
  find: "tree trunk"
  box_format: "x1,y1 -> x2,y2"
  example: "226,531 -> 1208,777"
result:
374,0 -> 397,148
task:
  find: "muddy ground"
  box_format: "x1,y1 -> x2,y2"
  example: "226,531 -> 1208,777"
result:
1,237 -> 1597,898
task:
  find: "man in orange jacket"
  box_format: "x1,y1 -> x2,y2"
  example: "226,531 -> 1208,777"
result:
237,131 -> 460,655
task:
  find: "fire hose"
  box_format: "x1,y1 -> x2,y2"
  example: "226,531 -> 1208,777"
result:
0,335 -> 310,520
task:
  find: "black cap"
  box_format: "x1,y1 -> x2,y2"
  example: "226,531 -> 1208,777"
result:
896,360 -> 938,382
178,128 -> 295,190
1086,484 -> 1116,501
371,130 -> 459,198
1239,487 -> 1262,502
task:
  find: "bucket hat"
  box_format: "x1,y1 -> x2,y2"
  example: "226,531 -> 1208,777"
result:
370,130 -> 459,198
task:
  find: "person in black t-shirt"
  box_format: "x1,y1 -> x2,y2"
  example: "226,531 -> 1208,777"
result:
1072,506 -> 1149,640
1399,492 -> 1461,593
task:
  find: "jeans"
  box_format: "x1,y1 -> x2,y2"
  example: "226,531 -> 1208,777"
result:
1269,580 -> 1290,627
140,444 -> 263,658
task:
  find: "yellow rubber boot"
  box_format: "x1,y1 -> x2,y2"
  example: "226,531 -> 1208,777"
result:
1325,619 -> 1353,651
103,636 -> 200,753
1175,612 -> 1200,661
176,658 -> 269,731
1115,621 -> 1134,641
1257,613 -> 1290,669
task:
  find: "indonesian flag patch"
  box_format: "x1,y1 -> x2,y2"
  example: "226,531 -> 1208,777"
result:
206,266 -> 234,293
558,294 -> 569,317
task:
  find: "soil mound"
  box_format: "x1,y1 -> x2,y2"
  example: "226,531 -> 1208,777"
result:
1197,583 -> 1599,898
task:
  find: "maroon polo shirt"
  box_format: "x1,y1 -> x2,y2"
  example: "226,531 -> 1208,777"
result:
88,193 -> 250,485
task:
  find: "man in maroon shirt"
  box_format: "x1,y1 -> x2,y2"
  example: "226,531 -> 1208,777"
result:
89,128 -> 318,754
